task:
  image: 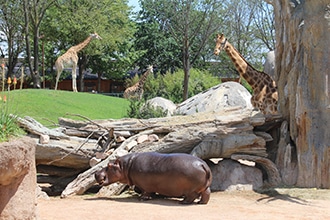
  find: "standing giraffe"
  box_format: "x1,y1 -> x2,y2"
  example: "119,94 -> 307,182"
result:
54,32 -> 102,92
214,33 -> 278,115
123,65 -> 153,100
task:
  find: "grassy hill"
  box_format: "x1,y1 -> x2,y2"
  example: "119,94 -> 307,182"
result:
3,89 -> 130,126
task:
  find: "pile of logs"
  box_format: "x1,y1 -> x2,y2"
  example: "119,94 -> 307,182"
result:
16,107 -> 283,197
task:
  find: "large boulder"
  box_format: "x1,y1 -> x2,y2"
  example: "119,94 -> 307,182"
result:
209,159 -> 263,191
143,97 -> 177,117
175,82 -> 252,115
0,136 -> 37,220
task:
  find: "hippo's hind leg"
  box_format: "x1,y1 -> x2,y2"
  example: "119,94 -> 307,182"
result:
180,192 -> 200,205
198,187 -> 211,204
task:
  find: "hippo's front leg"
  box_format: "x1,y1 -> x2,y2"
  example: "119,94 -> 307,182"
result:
139,192 -> 153,201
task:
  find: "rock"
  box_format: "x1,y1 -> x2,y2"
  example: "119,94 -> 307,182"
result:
0,137 -> 37,220
125,140 -> 137,151
39,134 -> 50,144
263,51 -> 275,79
95,152 -> 108,160
116,136 -> 126,143
175,82 -> 252,115
148,134 -> 159,142
36,186 -> 49,200
137,134 -> 149,144
144,97 -> 177,116
89,157 -> 102,167
209,159 -> 263,192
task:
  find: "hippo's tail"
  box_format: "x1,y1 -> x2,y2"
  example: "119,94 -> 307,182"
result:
201,163 -> 212,188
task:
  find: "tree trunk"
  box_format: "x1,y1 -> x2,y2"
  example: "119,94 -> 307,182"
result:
273,0 -> 330,188
182,40 -> 190,101
32,28 -> 41,88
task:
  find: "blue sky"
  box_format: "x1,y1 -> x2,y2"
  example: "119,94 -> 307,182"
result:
128,0 -> 141,12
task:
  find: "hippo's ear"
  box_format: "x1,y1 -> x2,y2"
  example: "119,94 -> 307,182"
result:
108,163 -> 121,171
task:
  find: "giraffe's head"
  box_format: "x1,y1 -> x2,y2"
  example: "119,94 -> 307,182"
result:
147,65 -> 153,73
214,34 -> 227,56
90,32 -> 102,40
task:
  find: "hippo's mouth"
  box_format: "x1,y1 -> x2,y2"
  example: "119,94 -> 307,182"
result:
99,176 -> 107,186
95,172 -> 108,186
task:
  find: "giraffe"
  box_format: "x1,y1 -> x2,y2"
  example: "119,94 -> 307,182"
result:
214,33 -> 278,115
54,32 -> 102,92
123,65 -> 153,100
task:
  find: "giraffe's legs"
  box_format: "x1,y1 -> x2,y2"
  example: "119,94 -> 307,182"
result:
72,64 -> 78,92
55,70 -> 61,90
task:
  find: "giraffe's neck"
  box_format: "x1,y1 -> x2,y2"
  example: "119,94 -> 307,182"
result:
224,43 -> 258,88
137,69 -> 151,89
71,36 -> 93,52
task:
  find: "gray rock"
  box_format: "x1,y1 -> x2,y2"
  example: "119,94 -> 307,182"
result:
209,159 -> 263,192
175,82 -> 252,115
144,97 -> 177,116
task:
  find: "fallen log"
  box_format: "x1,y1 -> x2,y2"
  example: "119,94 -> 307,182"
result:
231,154 -> 281,187
16,116 -> 70,140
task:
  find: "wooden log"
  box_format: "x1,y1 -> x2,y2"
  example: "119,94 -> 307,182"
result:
191,133 -> 267,159
231,154 -> 281,187
16,116 -> 70,140
35,136 -> 99,170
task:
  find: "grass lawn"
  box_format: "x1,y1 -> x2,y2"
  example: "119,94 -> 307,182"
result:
3,89 -> 130,126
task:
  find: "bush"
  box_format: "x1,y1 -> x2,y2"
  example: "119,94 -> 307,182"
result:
0,93 -> 24,142
144,68 -> 221,103
126,99 -> 168,119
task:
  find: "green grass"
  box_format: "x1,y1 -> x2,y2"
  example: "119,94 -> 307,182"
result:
5,89 -> 130,126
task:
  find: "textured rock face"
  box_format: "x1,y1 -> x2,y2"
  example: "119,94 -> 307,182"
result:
0,137 -> 37,220
274,0 -> 330,187
175,82 -> 252,115
209,159 -> 263,191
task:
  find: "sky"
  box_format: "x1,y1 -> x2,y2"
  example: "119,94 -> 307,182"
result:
128,0 -> 141,12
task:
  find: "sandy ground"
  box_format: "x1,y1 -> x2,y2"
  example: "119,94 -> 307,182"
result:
37,188 -> 330,220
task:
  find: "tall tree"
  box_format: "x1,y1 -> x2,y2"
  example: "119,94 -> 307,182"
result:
138,0 -> 223,100
0,0 -> 25,77
42,0 -> 134,91
209,0 -> 275,79
22,0 -> 56,88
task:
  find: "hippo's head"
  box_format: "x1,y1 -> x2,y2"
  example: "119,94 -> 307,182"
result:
95,162 -> 122,186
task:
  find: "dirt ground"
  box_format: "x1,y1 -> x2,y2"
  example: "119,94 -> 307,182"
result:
37,188 -> 330,220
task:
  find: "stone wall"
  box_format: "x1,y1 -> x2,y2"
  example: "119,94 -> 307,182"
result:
0,137 -> 37,220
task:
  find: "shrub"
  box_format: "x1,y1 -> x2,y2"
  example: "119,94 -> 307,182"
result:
144,68 -> 221,103
0,93 -> 24,142
126,99 -> 168,119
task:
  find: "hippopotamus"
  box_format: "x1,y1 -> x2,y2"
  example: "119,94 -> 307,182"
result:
95,152 -> 212,204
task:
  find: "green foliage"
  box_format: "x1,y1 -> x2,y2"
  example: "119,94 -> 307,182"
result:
41,0 -> 136,83
6,89 -> 130,126
139,102 -> 168,119
144,68 -> 221,103
0,93 -> 25,142
240,78 -> 253,94
126,100 -> 167,119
